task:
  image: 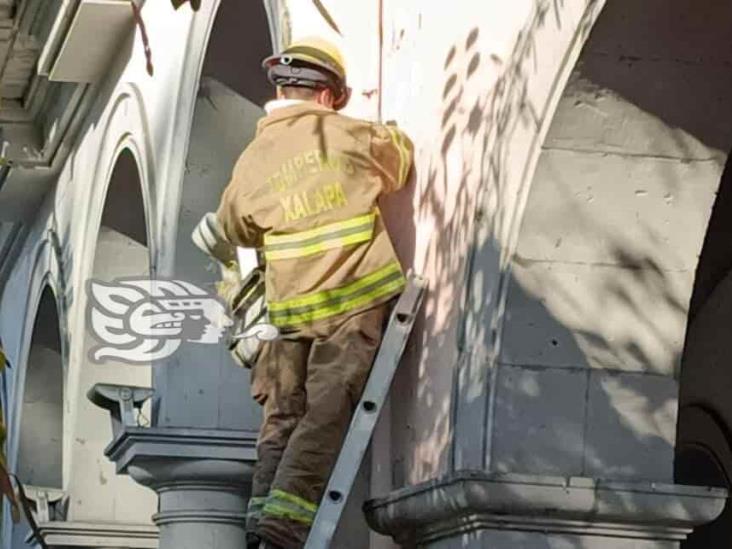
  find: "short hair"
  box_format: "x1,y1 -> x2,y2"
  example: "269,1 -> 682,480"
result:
279,86 -> 322,101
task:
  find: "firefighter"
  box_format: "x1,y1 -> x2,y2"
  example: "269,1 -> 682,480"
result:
215,36 -> 414,549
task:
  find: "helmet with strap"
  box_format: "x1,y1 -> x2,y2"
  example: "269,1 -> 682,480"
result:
262,37 -> 349,110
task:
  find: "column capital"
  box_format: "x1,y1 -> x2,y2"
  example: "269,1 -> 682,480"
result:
103,426 -> 258,548
105,426 -> 257,483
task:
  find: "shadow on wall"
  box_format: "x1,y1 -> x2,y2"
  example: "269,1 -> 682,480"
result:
379,0 -> 605,485
500,246 -> 682,477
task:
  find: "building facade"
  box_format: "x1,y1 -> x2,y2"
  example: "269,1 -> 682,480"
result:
0,0 -> 730,548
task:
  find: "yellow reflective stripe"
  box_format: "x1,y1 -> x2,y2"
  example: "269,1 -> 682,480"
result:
262,489 -> 318,525
262,502 -> 314,525
385,125 -> 406,185
270,489 -> 318,513
265,213 -> 375,247
264,213 -> 376,260
265,230 -> 372,261
272,277 -> 405,327
385,125 -> 409,186
269,261 -> 402,312
268,262 -> 406,327
396,128 -> 410,185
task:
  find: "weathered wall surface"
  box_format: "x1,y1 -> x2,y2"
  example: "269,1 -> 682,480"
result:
500,0 -> 732,483
377,0 -> 607,483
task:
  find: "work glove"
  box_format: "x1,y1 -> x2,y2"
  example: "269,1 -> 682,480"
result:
192,213 -> 276,368
226,267 -> 271,369
191,212 -> 238,266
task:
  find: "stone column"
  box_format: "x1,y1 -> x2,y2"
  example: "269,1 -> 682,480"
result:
105,426 -> 258,549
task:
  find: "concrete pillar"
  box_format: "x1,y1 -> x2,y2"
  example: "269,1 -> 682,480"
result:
106,427 -> 257,549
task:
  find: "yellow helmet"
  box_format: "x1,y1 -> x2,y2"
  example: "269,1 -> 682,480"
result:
262,36 -> 349,109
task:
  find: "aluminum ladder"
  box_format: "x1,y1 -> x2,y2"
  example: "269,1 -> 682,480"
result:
304,272 -> 428,549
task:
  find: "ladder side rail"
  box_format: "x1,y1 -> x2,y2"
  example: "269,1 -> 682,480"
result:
304,274 -> 427,549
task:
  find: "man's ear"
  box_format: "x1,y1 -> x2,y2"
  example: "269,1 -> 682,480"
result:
319,88 -> 334,107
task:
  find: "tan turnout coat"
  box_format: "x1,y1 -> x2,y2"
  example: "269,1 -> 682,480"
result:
217,102 -> 414,331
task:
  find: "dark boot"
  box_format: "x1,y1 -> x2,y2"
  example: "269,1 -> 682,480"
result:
246,532 -> 261,549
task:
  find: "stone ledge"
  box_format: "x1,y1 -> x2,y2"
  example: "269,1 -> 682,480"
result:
364,471 -> 727,545
35,521 -> 158,548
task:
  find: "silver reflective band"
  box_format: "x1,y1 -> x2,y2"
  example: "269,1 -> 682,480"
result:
191,212 -> 237,265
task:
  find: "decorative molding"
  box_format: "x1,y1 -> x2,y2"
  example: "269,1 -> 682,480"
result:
152,510 -> 248,527
36,521 -> 158,548
364,471 -> 728,546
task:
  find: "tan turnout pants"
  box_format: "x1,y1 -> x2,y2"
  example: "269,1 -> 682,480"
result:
247,304 -> 389,549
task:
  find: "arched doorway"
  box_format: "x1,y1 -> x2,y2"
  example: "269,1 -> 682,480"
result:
95,148 -> 149,279
66,147 -> 155,524
18,288 -> 63,489
11,287 -> 64,548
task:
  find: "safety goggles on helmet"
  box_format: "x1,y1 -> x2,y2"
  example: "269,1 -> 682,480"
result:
264,60 -> 348,108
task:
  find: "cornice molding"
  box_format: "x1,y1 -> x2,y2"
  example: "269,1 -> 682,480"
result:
105,426 -> 258,476
364,471 -> 728,546
36,521 -> 158,548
